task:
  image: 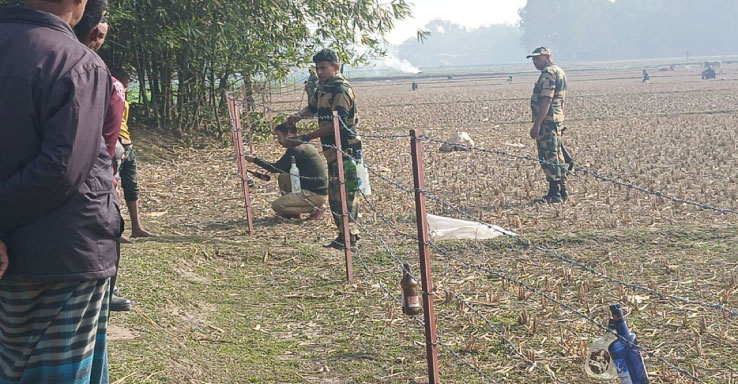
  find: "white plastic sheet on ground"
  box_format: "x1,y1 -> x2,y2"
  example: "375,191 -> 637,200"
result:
427,214 -> 516,240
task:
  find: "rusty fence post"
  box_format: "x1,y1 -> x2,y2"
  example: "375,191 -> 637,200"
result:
332,111 -> 353,282
226,96 -> 254,234
410,129 -> 440,384
245,110 -> 254,154
240,84 -> 255,153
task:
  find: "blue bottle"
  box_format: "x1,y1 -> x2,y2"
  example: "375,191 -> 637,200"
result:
609,304 -> 649,384
608,318 -> 634,384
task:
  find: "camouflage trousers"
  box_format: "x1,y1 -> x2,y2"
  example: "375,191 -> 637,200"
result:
536,122 -> 568,184
328,159 -> 360,236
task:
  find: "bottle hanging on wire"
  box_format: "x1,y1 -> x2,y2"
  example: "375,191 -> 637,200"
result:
608,304 -> 649,384
354,147 -> 371,196
343,157 -> 359,192
290,156 -> 301,194
401,263 -> 423,316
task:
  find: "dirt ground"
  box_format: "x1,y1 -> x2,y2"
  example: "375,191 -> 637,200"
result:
110,62 -> 737,383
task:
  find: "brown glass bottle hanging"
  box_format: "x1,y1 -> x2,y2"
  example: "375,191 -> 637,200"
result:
401,263 -> 423,316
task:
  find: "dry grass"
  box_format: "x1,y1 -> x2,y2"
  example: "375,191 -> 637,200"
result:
109,63 -> 737,383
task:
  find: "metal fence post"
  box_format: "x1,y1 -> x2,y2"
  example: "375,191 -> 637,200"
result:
332,111 -> 353,282
226,96 -> 254,234
244,109 -> 254,154
410,129 -> 440,384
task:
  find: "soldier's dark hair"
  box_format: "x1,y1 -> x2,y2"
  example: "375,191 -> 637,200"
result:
312,49 -> 339,64
73,0 -> 109,41
275,122 -> 297,136
110,68 -> 130,82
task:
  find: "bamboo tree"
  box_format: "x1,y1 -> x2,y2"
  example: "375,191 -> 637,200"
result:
98,0 -> 411,134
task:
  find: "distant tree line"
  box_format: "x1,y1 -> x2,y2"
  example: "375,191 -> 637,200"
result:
519,0 -> 738,61
397,19 -> 527,67
398,0 -> 738,67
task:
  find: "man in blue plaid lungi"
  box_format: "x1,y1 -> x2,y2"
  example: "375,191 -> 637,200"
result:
0,280 -> 111,384
0,1 -> 120,383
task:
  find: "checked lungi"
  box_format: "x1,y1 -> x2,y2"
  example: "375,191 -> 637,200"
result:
0,279 -> 111,384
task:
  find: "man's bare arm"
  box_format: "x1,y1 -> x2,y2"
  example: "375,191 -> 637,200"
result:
287,107 -> 314,126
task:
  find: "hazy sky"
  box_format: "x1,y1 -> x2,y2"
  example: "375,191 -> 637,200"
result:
386,0 -> 528,44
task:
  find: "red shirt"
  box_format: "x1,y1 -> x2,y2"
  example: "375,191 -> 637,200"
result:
103,76 -> 126,186
103,76 -> 125,159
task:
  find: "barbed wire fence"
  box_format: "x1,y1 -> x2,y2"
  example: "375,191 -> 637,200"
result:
225,95 -> 737,383
353,144 -> 719,383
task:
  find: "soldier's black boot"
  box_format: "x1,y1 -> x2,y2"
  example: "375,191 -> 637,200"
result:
560,182 -> 569,202
533,180 -> 563,204
326,233 -> 359,251
110,293 -> 132,312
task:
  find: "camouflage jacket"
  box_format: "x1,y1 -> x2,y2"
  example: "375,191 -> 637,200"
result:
308,74 -> 360,153
530,64 -> 567,124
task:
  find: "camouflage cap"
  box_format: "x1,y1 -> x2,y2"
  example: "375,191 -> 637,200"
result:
527,47 -> 552,58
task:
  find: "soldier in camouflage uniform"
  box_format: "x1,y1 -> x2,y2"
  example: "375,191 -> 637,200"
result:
288,49 -> 361,249
527,47 -> 569,203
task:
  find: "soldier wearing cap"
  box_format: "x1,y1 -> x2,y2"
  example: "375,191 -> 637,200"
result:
527,46 -> 569,203
288,48 -> 361,250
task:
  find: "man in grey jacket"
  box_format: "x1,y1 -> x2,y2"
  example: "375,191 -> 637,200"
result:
0,0 -> 118,383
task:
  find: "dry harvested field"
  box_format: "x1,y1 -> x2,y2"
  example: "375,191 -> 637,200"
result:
111,63 -> 737,383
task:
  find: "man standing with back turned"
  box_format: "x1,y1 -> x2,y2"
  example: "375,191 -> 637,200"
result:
0,0 -> 119,382
527,46 -> 569,203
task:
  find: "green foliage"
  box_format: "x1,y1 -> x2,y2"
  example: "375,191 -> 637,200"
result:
100,0 -> 411,135
0,0 -> 410,134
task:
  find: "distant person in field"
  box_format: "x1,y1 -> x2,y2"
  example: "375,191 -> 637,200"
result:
507,76 -> 513,83
244,123 -> 328,220
110,68 -> 156,239
411,81 -> 418,91
527,47 -> 569,204
0,0 -> 118,382
288,48 -> 362,250
642,69 -> 650,83
702,66 -> 716,80
75,10 -> 132,312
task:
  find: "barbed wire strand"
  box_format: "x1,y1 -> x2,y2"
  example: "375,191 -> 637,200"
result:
420,189 -> 738,319
419,134 -> 738,216
355,193 -> 569,383
336,116 -> 738,218
252,180 -> 499,383
433,241 -> 707,383
349,215 -> 538,384
324,134 -> 738,318
357,184 -> 708,383
346,200 -> 568,383
447,289 -> 571,384
353,243 -> 500,384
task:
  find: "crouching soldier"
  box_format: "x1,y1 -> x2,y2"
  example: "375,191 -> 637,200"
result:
244,123 -> 328,220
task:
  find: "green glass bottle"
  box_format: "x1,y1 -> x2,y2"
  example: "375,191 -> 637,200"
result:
343,158 -> 359,192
